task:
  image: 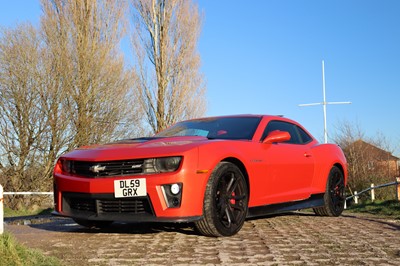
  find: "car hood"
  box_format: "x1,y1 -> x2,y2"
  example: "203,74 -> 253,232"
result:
61,136 -> 211,161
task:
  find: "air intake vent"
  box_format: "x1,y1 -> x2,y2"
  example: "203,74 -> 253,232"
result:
98,198 -> 150,214
62,193 -> 154,217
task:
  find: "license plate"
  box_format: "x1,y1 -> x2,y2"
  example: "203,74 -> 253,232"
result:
114,178 -> 146,198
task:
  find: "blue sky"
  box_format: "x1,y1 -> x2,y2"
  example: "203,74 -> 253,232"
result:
1,1 -> 399,155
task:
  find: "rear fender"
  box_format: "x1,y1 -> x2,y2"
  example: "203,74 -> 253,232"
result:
311,144 -> 348,192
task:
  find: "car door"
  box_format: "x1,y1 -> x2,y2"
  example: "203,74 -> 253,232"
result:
260,120 -> 315,204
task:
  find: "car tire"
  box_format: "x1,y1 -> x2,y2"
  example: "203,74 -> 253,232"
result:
195,162 -> 248,237
73,218 -> 113,229
313,166 -> 345,217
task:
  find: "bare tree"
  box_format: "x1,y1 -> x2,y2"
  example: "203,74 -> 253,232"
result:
41,0 -> 143,148
333,120 -> 398,200
0,1 -> 150,210
130,0 -> 206,133
0,24 -> 52,206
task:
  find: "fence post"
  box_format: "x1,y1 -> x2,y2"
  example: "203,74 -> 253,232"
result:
354,191 -> 359,204
371,183 -> 375,202
397,177 -> 400,201
0,184 -> 3,234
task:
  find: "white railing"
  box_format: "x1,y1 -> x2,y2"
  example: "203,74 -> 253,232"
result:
1,178 -> 399,234
0,185 -> 3,235
0,184 -> 53,234
345,177 -> 400,208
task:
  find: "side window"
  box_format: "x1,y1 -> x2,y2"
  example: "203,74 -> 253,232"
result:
261,120 -> 300,144
296,126 -> 313,144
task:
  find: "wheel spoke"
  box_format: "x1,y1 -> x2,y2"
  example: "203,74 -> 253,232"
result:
331,188 -> 344,201
225,207 -> 232,227
231,202 -> 245,212
217,173 -> 247,228
217,199 -> 226,214
226,173 -> 235,192
330,174 -> 345,211
230,195 -> 246,201
229,179 -> 239,194
334,176 -> 343,188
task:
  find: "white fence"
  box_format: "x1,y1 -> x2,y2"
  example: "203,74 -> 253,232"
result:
345,177 -> 400,208
1,178 -> 399,234
0,184 -> 53,234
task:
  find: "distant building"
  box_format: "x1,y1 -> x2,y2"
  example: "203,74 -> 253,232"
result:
344,140 -> 399,177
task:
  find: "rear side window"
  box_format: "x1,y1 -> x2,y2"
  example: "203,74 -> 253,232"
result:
261,120 -> 312,144
296,126 -> 313,144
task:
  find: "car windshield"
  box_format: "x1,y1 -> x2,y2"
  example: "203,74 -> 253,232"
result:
155,116 -> 262,140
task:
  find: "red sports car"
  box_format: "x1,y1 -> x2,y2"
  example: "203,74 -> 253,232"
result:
53,115 -> 347,237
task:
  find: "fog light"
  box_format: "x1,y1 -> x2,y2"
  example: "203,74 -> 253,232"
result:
161,183 -> 183,208
172,197 -> 179,207
170,183 -> 180,195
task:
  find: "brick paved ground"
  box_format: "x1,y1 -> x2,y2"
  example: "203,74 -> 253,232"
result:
5,212 -> 400,265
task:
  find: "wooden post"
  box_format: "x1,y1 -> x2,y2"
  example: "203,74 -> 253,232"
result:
0,184 -> 3,234
371,183 -> 375,202
354,191 -> 359,204
397,177 -> 400,201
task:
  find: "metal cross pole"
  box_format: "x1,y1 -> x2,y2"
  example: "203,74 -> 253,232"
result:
0,184 -> 3,234
299,60 -> 351,143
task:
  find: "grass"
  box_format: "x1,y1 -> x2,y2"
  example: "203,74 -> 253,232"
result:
4,207 -> 53,218
345,200 -> 400,219
2,207 -> 60,265
0,232 -> 61,266
0,202 -> 397,266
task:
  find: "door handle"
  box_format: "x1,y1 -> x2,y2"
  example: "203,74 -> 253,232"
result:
304,152 -> 312,157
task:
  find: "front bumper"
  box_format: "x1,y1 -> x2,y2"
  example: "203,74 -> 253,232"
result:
52,192 -> 202,223
53,170 -> 209,222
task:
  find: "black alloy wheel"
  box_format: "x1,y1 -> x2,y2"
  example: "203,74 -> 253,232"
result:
195,162 -> 248,237
313,166 -> 345,217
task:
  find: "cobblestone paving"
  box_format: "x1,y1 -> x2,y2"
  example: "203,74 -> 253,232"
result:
5,212 -> 400,265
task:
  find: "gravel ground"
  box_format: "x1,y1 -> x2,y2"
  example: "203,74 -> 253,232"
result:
5,212 -> 400,265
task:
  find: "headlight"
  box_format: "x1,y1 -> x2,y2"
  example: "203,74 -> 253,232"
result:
60,159 -> 72,174
155,157 -> 181,172
143,156 -> 182,173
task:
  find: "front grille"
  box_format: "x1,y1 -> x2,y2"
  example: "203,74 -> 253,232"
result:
98,199 -> 149,214
63,193 -> 154,216
70,198 -> 96,212
72,159 -> 145,177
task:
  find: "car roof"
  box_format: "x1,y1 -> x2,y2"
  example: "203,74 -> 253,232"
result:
194,114 -> 283,119
192,114 -> 296,123
193,114 -> 305,129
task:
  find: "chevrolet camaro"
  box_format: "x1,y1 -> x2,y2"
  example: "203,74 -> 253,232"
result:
53,115 -> 347,237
